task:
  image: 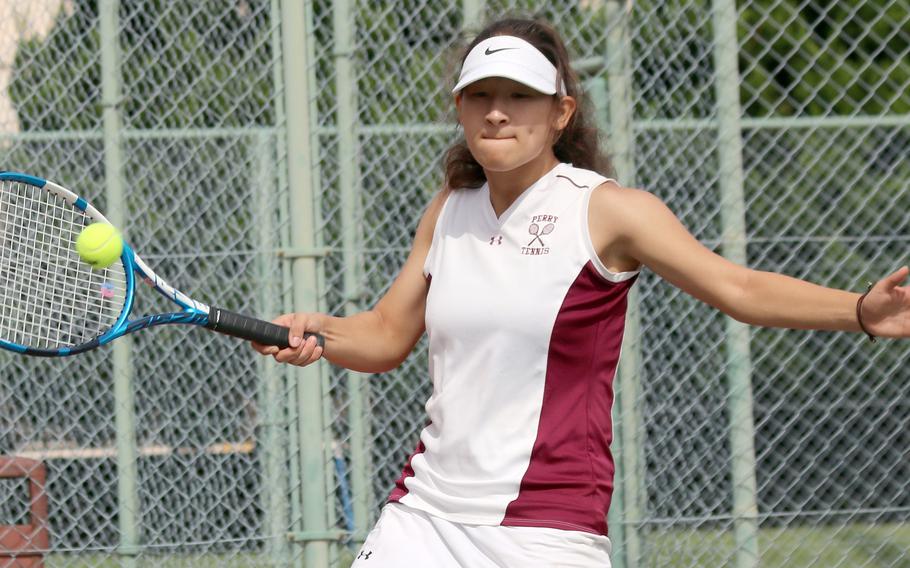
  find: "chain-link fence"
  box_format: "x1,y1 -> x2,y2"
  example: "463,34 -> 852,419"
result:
0,1 -> 908,567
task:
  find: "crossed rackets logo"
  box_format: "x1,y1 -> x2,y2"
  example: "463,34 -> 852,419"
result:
527,222 -> 555,246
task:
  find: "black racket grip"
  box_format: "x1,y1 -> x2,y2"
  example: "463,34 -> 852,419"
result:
206,307 -> 325,349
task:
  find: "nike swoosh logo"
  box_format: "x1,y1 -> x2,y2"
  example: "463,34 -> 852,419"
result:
484,47 -> 518,55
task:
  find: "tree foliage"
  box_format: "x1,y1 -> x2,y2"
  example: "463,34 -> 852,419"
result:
10,1 -> 274,131
741,0 -> 909,116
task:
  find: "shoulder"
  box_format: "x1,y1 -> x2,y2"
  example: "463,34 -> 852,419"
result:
587,181 -> 682,257
424,187 -> 451,218
553,164 -> 610,191
589,181 -> 664,225
414,187 -> 452,244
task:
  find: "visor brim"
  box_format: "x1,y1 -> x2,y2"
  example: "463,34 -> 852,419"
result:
452,64 -> 558,96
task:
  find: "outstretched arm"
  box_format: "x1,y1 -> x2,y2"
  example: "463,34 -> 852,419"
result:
252,190 -> 448,371
590,183 -> 910,338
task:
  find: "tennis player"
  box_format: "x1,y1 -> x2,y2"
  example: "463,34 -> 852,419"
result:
253,17 -> 910,567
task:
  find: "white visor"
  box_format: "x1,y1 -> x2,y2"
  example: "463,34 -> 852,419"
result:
452,35 -> 566,96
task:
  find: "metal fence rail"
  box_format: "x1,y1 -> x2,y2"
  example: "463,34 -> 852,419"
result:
0,1 -> 907,567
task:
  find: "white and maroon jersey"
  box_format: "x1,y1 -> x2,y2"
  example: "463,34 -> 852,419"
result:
388,163 -> 639,536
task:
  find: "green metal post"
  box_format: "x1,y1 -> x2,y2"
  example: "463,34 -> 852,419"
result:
255,132 -> 289,565
332,0 -> 372,547
306,1 -> 336,564
591,76 -> 630,568
101,2 -> 140,565
281,1 -> 330,566
268,2 -> 306,566
463,0 -> 485,32
711,1 -> 760,567
604,2 -> 642,566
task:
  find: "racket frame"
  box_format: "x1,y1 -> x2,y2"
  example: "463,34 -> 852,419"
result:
0,172 -> 280,357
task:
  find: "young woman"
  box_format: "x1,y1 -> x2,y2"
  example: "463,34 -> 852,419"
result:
252,17 -> 910,567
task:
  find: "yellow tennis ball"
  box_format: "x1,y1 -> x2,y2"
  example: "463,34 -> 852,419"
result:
76,223 -> 123,269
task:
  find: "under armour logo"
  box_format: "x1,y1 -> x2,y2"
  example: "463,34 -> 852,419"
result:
357,549 -> 373,560
489,235 -> 503,245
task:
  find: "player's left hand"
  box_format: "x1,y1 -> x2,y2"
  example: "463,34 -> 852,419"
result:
859,266 -> 910,339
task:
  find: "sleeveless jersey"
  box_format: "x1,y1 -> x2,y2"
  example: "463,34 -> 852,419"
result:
388,163 -> 639,536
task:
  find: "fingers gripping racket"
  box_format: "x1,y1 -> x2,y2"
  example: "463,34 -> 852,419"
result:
0,172 -> 323,357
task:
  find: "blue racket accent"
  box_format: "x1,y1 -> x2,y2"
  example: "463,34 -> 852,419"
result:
5,246 -> 209,357
0,340 -> 27,354
0,172 -> 46,187
1,172 -> 315,357
72,246 -> 209,353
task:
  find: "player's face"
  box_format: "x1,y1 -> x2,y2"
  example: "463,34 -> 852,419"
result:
456,77 -> 575,174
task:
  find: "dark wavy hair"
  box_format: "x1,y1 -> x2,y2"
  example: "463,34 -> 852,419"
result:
444,17 -> 612,190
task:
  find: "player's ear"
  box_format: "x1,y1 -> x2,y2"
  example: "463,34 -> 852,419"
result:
553,95 -> 576,131
454,92 -> 463,122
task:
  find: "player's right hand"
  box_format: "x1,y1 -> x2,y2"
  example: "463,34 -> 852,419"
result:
251,312 -> 324,367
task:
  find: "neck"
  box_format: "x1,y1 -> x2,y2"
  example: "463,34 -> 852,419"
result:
485,153 -> 560,217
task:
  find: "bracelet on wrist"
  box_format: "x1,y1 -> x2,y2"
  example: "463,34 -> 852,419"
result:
856,281 -> 877,343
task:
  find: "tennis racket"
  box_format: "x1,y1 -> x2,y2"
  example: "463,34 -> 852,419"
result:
0,172 -> 323,357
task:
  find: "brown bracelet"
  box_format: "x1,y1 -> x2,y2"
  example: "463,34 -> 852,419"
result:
856,281 -> 876,343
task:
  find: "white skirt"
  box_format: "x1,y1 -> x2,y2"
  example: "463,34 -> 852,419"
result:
351,503 -> 613,567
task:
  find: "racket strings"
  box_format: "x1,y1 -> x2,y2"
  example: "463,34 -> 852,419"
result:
0,180 -> 127,349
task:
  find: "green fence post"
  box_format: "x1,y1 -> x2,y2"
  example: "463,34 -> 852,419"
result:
602,2 -> 644,567
101,2 -> 140,565
332,0 -> 373,549
281,1 -> 330,566
711,1 -> 760,566
463,0 -> 485,31
255,131 -> 289,566
267,2 -> 306,566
